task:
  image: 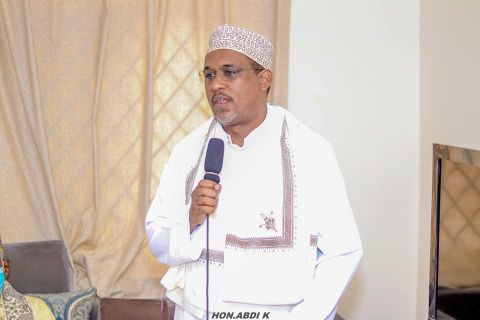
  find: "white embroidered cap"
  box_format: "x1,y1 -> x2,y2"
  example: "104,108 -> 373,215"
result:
207,24 -> 273,69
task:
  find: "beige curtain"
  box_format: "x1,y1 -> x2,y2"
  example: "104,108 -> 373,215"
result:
0,0 -> 290,298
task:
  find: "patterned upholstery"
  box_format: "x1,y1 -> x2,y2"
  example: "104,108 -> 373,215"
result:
32,288 -> 96,320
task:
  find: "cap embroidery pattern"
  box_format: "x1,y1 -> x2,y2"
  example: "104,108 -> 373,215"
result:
207,24 -> 273,69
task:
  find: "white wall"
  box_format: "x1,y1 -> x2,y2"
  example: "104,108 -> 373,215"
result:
289,1 -> 419,319
418,1 -> 480,318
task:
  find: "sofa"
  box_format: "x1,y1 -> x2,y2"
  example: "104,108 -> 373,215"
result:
4,240 -> 99,319
3,240 -> 174,320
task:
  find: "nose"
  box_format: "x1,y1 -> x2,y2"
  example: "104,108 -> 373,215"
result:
207,73 -> 227,92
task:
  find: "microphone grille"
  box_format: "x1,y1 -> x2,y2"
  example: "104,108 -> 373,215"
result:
204,138 -> 224,174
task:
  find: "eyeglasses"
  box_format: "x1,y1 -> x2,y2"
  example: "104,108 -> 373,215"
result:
199,68 -> 263,82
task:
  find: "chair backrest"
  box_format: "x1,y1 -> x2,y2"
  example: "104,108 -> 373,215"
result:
3,240 -> 73,293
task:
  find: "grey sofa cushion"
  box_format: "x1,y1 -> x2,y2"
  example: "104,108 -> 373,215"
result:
3,240 -> 73,294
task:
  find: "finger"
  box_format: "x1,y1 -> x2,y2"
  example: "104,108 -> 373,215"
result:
200,206 -> 217,215
196,195 -> 218,207
193,187 -> 219,199
192,204 -> 216,216
197,179 -> 219,189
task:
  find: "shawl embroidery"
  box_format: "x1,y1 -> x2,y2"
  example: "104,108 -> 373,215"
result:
225,118 -> 296,250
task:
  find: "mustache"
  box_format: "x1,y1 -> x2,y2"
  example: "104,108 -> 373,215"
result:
212,92 -> 232,104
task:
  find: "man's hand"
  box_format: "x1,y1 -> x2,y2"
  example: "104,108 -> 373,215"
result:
189,179 -> 222,232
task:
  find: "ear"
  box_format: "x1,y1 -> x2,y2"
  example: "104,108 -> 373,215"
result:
259,69 -> 273,93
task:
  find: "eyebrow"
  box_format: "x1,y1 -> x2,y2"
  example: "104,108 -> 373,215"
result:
203,64 -> 235,70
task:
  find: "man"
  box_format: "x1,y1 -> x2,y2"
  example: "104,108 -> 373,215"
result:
0,237 -> 55,320
146,24 -> 362,320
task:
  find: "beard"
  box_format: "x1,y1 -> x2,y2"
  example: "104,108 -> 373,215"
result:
213,107 -> 237,126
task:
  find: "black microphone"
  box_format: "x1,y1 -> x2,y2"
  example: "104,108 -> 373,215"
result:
203,137 -> 224,320
204,138 -> 224,183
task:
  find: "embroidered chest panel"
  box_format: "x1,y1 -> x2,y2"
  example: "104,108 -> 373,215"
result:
186,119 -> 298,252
225,120 -> 295,250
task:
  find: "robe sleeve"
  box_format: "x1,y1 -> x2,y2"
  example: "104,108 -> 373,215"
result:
291,138 -> 363,319
145,145 -> 204,267
289,249 -> 362,319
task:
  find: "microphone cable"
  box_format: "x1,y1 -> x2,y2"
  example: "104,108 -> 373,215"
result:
201,125 -> 223,320
206,215 -> 210,320
206,128 -> 219,320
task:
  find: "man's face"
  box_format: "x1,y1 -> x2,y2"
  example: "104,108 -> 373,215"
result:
3,259 -> 9,278
203,49 -> 267,128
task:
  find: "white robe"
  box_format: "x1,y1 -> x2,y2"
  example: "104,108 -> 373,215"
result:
146,104 -> 362,320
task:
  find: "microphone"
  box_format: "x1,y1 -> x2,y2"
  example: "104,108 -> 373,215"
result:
203,137 -> 224,320
204,138 -> 224,183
